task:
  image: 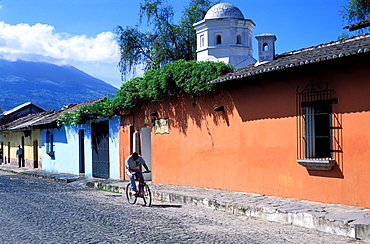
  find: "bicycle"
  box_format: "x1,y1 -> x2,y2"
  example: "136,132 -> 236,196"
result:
125,171 -> 152,206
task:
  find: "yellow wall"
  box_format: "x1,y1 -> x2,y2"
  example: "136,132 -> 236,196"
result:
0,129 -> 42,168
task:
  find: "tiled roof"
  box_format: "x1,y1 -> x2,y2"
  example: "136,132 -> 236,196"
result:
210,33 -> 370,84
0,110 -> 57,131
344,18 -> 370,31
0,102 -> 31,116
0,102 -> 44,116
0,98 -> 104,132
60,98 -> 103,112
34,98 -> 104,127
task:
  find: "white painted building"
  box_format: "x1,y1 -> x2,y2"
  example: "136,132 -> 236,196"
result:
193,3 -> 257,69
194,3 -> 277,69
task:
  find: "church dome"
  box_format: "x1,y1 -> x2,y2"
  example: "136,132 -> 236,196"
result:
204,3 -> 244,20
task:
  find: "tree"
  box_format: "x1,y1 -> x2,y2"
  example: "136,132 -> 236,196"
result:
179,0 -> 216,61
341,0 -> 370,24
115,0 -> 217,76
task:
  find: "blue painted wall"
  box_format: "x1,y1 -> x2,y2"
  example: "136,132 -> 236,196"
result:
42,116 -> 120,179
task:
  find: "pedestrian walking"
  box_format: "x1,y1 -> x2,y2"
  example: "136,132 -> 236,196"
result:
16,145 -> 24,168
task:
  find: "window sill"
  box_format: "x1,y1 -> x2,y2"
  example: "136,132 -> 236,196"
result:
297,158 -> 336,171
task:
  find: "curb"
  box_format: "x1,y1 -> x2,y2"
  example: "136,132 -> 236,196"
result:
2,168 -> 84,183
151,191 -> 370,241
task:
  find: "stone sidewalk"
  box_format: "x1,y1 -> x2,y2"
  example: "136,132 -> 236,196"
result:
1,164 -> 370,241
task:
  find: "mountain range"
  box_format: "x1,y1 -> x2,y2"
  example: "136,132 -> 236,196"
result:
0,59 -> 118,111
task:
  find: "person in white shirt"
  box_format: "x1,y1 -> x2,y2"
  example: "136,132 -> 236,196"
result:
125,152 -> 150,195
16,145 -> 24,168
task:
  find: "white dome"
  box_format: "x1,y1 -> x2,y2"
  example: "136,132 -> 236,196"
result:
204,3 -> 244,20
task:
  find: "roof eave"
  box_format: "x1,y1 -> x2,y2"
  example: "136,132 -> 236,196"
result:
210,47 -> 370,84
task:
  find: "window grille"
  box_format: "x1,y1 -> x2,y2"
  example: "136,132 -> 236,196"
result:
296,81 -> 342,167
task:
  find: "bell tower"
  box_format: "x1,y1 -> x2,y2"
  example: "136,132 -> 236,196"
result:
193,3 -> 256,69
256,33 -> 277,63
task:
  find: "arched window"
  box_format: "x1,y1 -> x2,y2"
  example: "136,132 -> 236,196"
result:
236,35 -> 242,44
216,35 -> 222,44
263,43 -> 269,51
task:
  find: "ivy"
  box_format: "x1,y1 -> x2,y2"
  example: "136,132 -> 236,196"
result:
57,60 -> 234,125
57,97 -> 115,126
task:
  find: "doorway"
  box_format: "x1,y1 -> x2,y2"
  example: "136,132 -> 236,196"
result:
91,121 -> 110,179
0,142 -> 3,164
78,129 -> 85,175
33,140 -> 38,168
141,127 -> 152,181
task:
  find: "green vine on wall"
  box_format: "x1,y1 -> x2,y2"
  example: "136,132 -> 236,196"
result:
57,60 -> 234,125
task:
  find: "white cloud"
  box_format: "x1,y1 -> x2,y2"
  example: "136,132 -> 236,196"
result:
0,21 -> 123,86
0,22 -> 120,65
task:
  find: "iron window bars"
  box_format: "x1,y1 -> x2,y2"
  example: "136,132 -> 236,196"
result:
296,81 -> 342,170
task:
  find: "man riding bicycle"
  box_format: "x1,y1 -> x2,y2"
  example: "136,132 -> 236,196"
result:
125,152 -> 151,195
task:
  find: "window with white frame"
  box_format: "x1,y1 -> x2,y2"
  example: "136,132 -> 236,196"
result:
200,34 -> 205,47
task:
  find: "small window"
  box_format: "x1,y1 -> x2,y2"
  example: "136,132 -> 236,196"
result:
303,101 -> 332,158
236,35 -> 242,44
200,35 -> 205,47
216,35 -> 222,44
46,130 -> 54,157
263,43 -> 269,51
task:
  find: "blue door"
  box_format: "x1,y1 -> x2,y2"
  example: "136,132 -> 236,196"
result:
91,121 -> 109,178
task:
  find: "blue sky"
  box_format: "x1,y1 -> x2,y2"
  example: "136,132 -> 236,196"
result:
0,0 -> 351,88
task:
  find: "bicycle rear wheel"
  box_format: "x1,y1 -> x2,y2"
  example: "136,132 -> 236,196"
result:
142,184 -> 152,207
125,183 -> 137,204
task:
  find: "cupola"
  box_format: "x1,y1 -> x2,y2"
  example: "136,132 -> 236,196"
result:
255,33 -> 277,63
193,3 -> 256,69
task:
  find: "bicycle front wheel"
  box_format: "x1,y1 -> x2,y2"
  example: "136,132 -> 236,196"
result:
125,183 -> 137,204
143,184 -> 152,207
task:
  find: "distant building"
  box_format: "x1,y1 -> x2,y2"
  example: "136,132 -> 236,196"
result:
0,102 -> 44,126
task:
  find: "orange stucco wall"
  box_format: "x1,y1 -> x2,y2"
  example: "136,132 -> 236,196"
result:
119,114 -> 134,180
122,62 -> 370,208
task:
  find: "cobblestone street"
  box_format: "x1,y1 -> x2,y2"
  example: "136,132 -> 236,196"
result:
0,171 -> 365,244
